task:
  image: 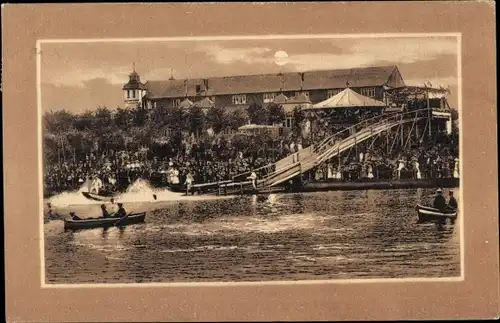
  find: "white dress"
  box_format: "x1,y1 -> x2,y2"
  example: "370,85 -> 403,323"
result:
327,165 -> 334,179
359,152 -> 364,163
453,161 -> 460,178
367,165 -> 374,179
415,162 -> 422,179
172,169 -> 180,184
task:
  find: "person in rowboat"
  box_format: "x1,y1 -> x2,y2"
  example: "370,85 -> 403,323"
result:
447,191 -> 458,210
115,203 -> 127,218
101,204 -> 112,218
432,188 -> 447,211
69,212 -> 82,220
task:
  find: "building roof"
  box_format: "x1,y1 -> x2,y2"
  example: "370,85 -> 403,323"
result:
273,93 -> 289,104
144,65 -> 400,99
287,92 -> 312,104
310,87 -> 386,109
123,71 -> 147,90
178,98 -> 194,109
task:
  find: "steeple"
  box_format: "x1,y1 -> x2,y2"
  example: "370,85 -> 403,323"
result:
123,63 -> 146,108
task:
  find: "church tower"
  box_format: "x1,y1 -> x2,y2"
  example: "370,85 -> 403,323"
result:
123,63 -> 147,108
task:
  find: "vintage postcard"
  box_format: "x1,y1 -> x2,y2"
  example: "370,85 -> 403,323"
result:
3,3 -> 498,322
42,35 -> 463,285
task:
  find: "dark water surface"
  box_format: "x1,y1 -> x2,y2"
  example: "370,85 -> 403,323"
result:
45,188 -> 460,284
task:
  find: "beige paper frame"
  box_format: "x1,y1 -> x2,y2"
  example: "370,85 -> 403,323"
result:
3,3 -> 498,321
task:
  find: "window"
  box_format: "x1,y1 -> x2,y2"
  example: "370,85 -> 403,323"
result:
196,85 -> 202,93
263,92 -> 277,103
164,127 -> 172,137
327,89 -> 342,98
172,98 -> 181,108
295,91 -> 309,98
283,116 -> 293,128
232,94 -> 247,105
360,87 -> 376,98
223,127 -> 234,135
132,90 -> 136,99
126,90 -> 131,99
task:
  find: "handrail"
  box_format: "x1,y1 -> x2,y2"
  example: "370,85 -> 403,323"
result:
313,108 -> 430,154
234,108 -> 431,187
258,160 -> 302,184
232,162 -> 275,182
314,112 -> 428,166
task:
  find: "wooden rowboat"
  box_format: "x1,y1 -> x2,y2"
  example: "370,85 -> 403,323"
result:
64,212 -> 146,231
81,191 -> 117,202
416,204 -> 457,223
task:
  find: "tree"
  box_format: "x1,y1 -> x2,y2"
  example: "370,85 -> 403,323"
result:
267,103 -> 285,125
165,107 -> 188,136
92,106 -> 114,132
114,107 -> 131,131
228,108 -> 249,130
206,106 -> 228,134
149,104 -> 167,127
72,110 -> 93,131
187,105 -> 205,137
43,109 -> 75,134
246,103 -> 268,125
292,106 -> 306,138
130,103 -> 149,127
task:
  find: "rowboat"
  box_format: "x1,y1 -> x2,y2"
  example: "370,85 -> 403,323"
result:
81,191 -> 117,202
416,204 -> 457,223
64,212 -> 146,231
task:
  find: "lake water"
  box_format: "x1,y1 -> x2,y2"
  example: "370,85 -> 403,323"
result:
44,187 -> 460,284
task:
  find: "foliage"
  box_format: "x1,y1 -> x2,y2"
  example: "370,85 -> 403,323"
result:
187,105 -> 206,137
246,103 -> 268,125
205,106 -> 228,134
292,106 -> 306,138
114,107 -> 131,130
130,103 -> 149,127
43,109 -> 74,134
228,108 -> 249,130
267,103 -> 285,125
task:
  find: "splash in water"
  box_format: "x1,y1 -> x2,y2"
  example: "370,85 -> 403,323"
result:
47,180 -> 99,207
46,178 -> 239,208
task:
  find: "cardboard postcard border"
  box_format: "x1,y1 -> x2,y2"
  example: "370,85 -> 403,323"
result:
3,3 -> 498,322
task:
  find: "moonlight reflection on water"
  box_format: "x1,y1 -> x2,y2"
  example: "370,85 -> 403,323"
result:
44,188 -> 460,284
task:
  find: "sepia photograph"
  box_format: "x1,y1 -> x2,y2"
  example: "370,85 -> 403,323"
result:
41,34 -> 462,285
4,3 -> 497,322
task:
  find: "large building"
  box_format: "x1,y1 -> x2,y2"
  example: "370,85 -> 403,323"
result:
122,65 -> 406,112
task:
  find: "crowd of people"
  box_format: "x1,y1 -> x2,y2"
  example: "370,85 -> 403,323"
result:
44,111 -> 459,196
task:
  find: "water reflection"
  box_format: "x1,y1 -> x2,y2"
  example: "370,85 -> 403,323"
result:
45,188 -> 460,284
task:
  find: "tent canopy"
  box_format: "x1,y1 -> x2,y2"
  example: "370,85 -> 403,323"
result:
309,87 -> 386,110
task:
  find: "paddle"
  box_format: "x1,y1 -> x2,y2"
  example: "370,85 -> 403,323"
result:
113,203 -> 142,226
114,212 -> 133,226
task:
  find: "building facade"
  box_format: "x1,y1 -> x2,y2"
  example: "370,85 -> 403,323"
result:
123,65 -> 406,112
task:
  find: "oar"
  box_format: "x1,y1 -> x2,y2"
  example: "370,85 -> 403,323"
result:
113,204 -> 140,226
114,212 -> 132,226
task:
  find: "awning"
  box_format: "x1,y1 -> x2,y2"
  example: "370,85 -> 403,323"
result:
309,88 -> 386,110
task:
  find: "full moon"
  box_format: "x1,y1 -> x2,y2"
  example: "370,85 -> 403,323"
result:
274,51 -> 289,66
